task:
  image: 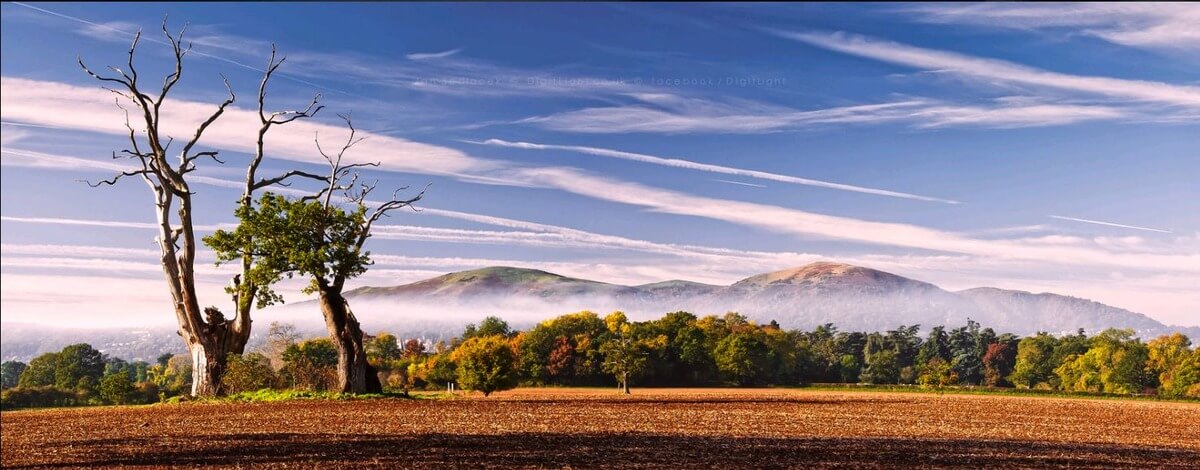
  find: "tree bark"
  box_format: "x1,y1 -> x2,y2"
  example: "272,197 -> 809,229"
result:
160,191 -> 246,397
318,289 -> 381,394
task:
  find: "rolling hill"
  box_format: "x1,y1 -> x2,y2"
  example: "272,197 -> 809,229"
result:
342,262 -> 1195,337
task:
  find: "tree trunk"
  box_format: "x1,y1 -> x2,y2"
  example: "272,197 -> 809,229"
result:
188,332 -> 228,396
158,193 -> 250,397
622,372 -> 630,394
318,289 -> 381,394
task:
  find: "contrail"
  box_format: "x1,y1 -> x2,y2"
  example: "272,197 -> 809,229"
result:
470,138 -> 961,204
1049,215 -> 1172,234
713,179 -> 767,188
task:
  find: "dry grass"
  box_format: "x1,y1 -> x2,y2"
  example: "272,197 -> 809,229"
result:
3,388 -> 1198,468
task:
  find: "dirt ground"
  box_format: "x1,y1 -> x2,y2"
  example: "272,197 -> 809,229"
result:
2,388 -> 1198,468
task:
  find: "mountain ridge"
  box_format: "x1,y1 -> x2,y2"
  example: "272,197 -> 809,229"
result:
344,262 -> 1192,337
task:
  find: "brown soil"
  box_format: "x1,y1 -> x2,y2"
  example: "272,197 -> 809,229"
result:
2,388 -> 1198,468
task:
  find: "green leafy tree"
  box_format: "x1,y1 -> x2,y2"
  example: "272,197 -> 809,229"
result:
860,350 -> 900,384
421,353 -> 458,388
1,361 -> 27,389
643,312 -> 717,385
99,371 -> 134,405
452,336 -> 518,396
54,343 -> 106,391
599,312 -> 666,394
837,354 -> 861,383
1009,333 -> 1058,389
916,326 -> 950,368
367,333 -> 402,363
463,316 -> 513,339
1056,329 -> 1149,394
947,320 -> 991,385
714,332 -> 775,385
207,118 -> 425,394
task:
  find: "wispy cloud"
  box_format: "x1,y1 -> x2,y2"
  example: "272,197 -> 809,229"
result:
8,2 -> 353,96
74,19 -> 142,43
508,166 -> 1200,273
1,147 -> 125,172
0,77 -> 494,178
772,30 -> 1200,109
518,92 -> 1127,134
5,142 -> 1193,277
1049,215 -> 1173,234
0,215 -> 233,232
901,3 -> 1200,52
0,125 -> 30,146
1,243 -> 158,258
406,48 -> 462,60
473,138 -> 960,204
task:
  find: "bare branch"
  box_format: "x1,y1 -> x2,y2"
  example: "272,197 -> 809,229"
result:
159,18 -> 186,104
252,170 -> 329,191
125,29 -> 142,85
79,57 -> 132,88
356,183 -> 429,249
180,74 -> 235,167
80,168 -> 154,187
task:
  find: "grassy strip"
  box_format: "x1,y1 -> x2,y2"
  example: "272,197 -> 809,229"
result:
162,389 -> 416,404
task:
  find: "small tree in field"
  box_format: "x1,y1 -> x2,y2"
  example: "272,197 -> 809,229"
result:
600,312 -> 664,394
99,372 -> 133,405
452,336 -> 517,397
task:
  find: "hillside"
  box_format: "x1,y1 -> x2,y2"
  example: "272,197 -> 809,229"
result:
334,263 -> 1192,337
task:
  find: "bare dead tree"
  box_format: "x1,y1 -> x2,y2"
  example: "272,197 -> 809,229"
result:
79,21 -> 323,396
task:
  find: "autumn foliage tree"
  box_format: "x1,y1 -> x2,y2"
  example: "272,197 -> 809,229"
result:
1146,333 -> 1200,398
452,336 -> 518,396
982,342 -> 1017,387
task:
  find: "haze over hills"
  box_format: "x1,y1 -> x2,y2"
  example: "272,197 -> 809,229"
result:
4,263 -> 1196,362
343,262 -> 1195,339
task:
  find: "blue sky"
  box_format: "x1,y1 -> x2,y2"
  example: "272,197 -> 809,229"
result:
1,2 -> 1197,327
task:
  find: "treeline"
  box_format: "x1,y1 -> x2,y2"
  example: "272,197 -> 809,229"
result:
0,345 -> 190,408
4,311 -> 1198,407
367,311 -> 1197,397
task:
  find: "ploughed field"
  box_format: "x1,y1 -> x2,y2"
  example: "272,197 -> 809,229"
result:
2,388 -> 1198,468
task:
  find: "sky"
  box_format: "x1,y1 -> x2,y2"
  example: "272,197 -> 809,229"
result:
1,2 -> 1197,328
